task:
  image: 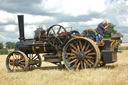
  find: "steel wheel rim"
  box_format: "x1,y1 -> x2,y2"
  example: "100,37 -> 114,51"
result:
6,51 -> 28,72
63,38 -> 100,70
27,54 -> 42,69
47,24 -> 68,47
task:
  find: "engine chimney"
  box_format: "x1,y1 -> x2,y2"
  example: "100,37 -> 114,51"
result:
18,15 -> 25,41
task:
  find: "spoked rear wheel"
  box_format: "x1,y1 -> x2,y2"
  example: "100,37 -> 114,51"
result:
63,38 -> 101,71
6,51 -> 29,72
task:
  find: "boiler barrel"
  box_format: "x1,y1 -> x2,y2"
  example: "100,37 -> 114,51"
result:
15,40 -> 55,54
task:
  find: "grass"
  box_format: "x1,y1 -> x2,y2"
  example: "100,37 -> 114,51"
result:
0,50 -> 128,85
0,48 -> 8,55
119,47 -> 128,50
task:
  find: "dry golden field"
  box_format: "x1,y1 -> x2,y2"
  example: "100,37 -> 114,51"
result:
0,50 -> 128,85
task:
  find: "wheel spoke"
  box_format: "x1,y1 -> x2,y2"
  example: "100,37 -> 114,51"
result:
35,60 -> 41,64
83,62 -> 86,68
70,44 -> 78,51
52,29 -> 56,35
20,62 -> 25,65
76,62 -> 81,70
69,59 -> 77,64
12,54 -> 15,59
86,56 -> 94,59
78,40 -> 83,51
19,64 -> 24,69
17,55 -> 19,59
80,61 -> 84,69
29,54 -> 32,59
85,43 -> 90,51
16,54 -> 19,59
32,55 -> 37,60
18,55 -> 21,59
13,53 -> 16,59
33,57 -> 39,60
84,59 -> 91,68
9,62 -> 14,65
87,52 -> 96,56
34,65 -> 38,68
9,59 -> 14,65
87,59 -> 94,65
71,48 -> 77,53
66,53 -> 75,56
56,36 -> 63,45
85,48 -> 94,55
19,59 -> 25,62
82,42 -> 87,51
9,59 -> 14,62
68,56 -> 77,60
57,26 -> 61,34
16,66 -> 20,70
32,54 -> 33,59
14,53 -> 18,60
76,43 -> 80,52
73,60 -> 79,68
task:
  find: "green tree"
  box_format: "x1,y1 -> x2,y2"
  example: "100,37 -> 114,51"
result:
104,23 -> 122,46
0,42 -> 3,49
104,23 -> 117,38
6,42 -> 15,49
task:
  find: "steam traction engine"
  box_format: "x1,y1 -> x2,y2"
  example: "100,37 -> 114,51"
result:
6,15 -> 122,72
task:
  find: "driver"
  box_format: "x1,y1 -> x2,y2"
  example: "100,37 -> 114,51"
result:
96,20 -> 110,41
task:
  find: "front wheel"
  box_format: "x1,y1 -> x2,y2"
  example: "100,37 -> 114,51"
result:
6,51 -> 29,72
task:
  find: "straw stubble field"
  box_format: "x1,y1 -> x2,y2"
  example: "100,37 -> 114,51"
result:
0,50 -> 128,85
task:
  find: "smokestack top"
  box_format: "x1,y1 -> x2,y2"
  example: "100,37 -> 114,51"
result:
18,15 -> 25,41
18,15 -> 24,16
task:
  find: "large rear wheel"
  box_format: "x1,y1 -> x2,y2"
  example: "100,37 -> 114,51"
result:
63,37 -> 101,70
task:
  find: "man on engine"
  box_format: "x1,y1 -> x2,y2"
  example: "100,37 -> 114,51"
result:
96,20 -> 110,41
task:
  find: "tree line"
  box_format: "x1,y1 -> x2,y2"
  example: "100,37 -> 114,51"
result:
0,42 -> 15,49
0,42 -> 16,55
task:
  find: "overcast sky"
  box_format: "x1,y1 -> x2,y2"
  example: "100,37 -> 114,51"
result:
0,0 -> 128,43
